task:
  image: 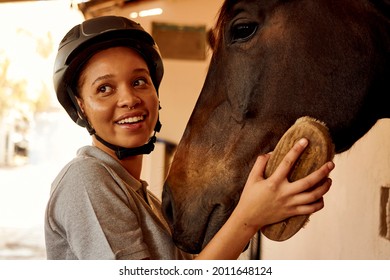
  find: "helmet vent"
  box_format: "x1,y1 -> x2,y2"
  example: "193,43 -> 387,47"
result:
59,26 -> 80,49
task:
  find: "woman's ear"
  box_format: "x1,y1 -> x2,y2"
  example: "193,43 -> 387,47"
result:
75,96 -> 88,121
76,96 -> 86,114
76,96 -> 93,131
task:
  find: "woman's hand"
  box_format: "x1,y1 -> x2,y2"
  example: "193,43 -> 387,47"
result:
196,138 -> 334,260
235,138 -> 334,232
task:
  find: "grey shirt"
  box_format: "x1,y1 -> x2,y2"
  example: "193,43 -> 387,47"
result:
45,146 -> 192,260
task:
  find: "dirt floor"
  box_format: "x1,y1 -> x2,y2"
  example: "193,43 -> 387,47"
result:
0,226 -> 46,260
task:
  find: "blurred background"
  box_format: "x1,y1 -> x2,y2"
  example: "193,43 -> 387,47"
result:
0,0 -> 87,259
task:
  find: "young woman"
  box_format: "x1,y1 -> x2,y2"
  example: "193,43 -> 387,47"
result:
45,16 -> 334,260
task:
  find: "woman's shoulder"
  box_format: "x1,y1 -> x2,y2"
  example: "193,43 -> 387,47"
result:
49,147 -> 112,194
60,149 -> 108,177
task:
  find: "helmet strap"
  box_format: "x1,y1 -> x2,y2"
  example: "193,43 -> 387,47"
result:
94,133 -> 157,159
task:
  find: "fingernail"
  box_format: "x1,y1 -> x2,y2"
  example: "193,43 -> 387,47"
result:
298,138 -> 308,146
327,161 -> 335,170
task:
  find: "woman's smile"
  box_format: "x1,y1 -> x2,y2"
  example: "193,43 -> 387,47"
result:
114,111 -> 147,131
116,115 -> 144,125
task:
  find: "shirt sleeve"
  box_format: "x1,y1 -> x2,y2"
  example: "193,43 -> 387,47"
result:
46,158 -> 150,260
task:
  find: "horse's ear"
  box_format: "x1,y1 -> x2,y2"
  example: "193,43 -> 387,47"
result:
207,29 -> 216,51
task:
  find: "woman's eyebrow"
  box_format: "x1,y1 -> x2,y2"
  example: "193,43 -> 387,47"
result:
91,74 -> 114,86
132,68 -> 150,76
91,68 -> 150,86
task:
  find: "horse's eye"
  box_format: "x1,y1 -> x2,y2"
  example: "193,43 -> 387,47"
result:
231,22 -> 258,43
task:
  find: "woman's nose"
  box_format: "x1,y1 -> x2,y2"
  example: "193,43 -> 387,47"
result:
118,87 -> 141,108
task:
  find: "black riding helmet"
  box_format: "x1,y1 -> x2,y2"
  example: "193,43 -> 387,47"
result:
53,16 -> 163,159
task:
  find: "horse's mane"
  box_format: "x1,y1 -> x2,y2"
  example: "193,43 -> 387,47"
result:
207,0 -> 236,52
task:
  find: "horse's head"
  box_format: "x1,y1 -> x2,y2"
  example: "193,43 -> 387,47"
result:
162,0 -> 390,254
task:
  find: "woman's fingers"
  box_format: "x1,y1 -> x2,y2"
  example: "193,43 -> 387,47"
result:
292,177 -> 332,212
291,161 -> 335,194
248,154 -> 270,182
270,138 -> 309,181
294,197 -> 325,215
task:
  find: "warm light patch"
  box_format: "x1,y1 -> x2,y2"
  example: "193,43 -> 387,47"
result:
129,8 -> 163,19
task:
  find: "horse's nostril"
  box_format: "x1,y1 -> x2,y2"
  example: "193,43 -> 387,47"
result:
161,183 -> 175,227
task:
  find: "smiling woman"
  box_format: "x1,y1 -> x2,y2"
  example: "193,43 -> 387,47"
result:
45,15 -> 193,260
44,15 -> 334,260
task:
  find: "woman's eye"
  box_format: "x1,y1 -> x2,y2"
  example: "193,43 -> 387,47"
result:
133,78 -> 147,88
231,22 -> 258,43
97,85 -> 114,94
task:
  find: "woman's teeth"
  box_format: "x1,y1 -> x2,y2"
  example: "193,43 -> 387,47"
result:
117,116 -> 144,124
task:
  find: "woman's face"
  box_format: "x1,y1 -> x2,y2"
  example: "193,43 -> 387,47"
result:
77,46 -> 159,152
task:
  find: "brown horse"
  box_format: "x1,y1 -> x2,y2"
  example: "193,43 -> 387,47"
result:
161,0 -> 390,255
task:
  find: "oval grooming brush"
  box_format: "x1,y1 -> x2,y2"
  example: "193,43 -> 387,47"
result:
261,116 -> 335,241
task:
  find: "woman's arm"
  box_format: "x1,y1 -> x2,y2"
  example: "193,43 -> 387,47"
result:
195,138 -> 334,260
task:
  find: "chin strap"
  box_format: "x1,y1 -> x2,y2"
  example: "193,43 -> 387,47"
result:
94,117 -> 161,159
94,133 -> 158,159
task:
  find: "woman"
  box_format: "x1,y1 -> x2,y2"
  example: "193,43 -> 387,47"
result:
45,16 -> 334,260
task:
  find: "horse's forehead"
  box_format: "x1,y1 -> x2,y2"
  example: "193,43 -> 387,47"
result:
212,0 -> 313,47
215,0 -> 371,28
211,0 -> 385,54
